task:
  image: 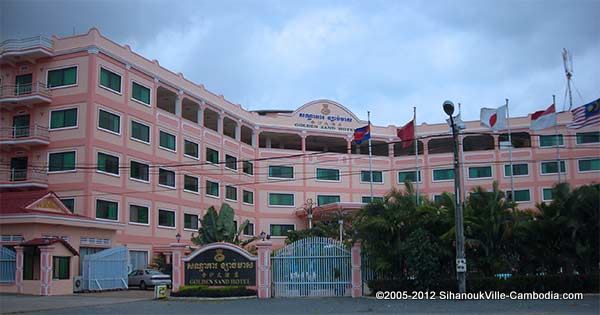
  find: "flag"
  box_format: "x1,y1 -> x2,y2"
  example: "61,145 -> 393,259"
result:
396,119 -> 414,149
446,113 -> 466,131
568,98 -> 600,129
480,105 -> 507,131
353,124 -> 371,144
530,104 -> 557,130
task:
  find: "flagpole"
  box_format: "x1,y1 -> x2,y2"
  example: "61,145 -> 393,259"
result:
413,107 -> 419,206
506,98 -> 515,203
553,95 -> 561,183
368,111 -> 374,200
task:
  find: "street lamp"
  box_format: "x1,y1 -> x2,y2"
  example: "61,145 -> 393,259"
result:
259,231 -> 270,241
175,232 -> 181,243
306,198 -> 314,229
443,100 -> 467,293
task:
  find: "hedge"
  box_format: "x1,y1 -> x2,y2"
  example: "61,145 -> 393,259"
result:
171,285 -> 257,298
369,273 -> 599,294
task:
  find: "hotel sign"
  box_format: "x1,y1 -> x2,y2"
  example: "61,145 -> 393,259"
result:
293,102 -> 360,133
184,246 -> 256,286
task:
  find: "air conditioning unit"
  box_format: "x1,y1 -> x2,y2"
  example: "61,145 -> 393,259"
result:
73,276 -> 84,292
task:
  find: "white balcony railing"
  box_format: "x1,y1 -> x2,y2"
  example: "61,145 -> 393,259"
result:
0,125 -> 49,143
0,36 -> 53,54
0,82 -> 51,100
0,168 -> 48,186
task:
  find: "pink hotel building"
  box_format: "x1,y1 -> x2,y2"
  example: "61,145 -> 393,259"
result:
1,28 -> 599,292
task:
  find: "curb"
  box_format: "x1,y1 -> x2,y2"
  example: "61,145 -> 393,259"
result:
168,295 -> 257,301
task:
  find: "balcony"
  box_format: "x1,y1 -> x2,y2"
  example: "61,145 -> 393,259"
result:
0,82 -> 52,106
0,125 -> 50,147
0,169 -> 48,189
0,36 -> 54,64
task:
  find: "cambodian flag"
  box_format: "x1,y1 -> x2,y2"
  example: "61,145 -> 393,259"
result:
353,124 -> 371,144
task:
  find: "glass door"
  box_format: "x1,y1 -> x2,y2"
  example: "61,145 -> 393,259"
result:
12,115 -> 30,138
10,157 -> 28,181
15,74 -> 32,95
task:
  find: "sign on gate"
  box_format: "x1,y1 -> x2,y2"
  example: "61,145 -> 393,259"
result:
184,244 -> 256,286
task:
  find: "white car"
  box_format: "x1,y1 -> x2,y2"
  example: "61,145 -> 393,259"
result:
128,269 -> 171,290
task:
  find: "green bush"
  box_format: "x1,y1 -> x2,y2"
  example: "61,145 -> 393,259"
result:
171,285 -> 257,297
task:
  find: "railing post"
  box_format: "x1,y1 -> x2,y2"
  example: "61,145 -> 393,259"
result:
351,241 -> 362,298
256,240 -> 272,299
169,243 -> 186,292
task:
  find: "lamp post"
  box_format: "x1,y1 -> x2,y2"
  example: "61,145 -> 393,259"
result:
175,232 -> 181,243
443,100 -> 467,293
306,198 -> 314,229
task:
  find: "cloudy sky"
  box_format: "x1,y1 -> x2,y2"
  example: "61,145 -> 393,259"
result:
2,0 -> 599,126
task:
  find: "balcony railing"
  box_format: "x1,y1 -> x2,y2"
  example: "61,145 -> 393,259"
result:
0,168 -> 48,188
0,82 -> 52,103
0,125 -> 50,144
0,36 -> 53,54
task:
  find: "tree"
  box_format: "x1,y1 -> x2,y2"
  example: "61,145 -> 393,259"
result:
191,203 -> 256,246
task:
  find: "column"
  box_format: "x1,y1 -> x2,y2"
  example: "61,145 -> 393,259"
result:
170,243 -> 187,292
39,245 -> 54,296
235,120 -> 241,141
217,111 -> 224,133
197,107 -> 203,126
175,95 -> 182,117
256,241 -> 272,299
301,133 -> 306,152
265,136 -> 272,149
350,242 -> 362,298
15,246 -> 24,294
251,130 -> 257,147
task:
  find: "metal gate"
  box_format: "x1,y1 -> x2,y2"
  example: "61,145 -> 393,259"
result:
271,237 -> 351,297
81,246 -> 129,291
0,247 -> 16,283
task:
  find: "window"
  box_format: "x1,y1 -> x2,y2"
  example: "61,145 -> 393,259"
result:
317,195 -> 340,206
361,170 -> 383,183
97,152 -> 119,175
270,224 -> 295,237
269,165 -> 294,179
52,257 -> 70,280
468,166 -> 492,179
576,131 -> 600,144
184,175 -> 198,192
99,67 -> 121,93
206,180 -> 219,197
362,196 -> 384,203
130,161 -> 149,182
504,163 -> 529,177
131,121 -> 150,143
507,189 -> 531,202
243,222 -> 254,236
225,155 -> 238,170
129,205 -> 149,224
243,190 -> 254,204
541,161 -> 566,175
542,188 -> 555,201
48,151 -> 75,172
60,198 -> 75,213
48,66 -> 77,88
578,158 -> 600,172
206,148 -> 219,164
316,168 -> 340,181
433,169 -> 454,181
225,186 -> 237,201
184,140 -> 199,158
98,109 -> 120,134
184,213 -> 198,230
433,195 -> 444,204
96,199 -> 118,220
131,82 -> 150,105
539,134 -> 564,147
158,209 -> 175,227
159,169 -> 175,188
159,131 -> 176,151
269,193 -> 294,206
50,108 -> 77,129
398,170 -> 421,183
243,161 -> 254,175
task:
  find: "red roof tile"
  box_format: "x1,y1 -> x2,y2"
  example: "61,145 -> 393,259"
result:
21,237 -> 79,256
0,189 -> 92,220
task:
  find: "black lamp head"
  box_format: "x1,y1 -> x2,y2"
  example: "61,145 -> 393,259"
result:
443,100 -> 455,117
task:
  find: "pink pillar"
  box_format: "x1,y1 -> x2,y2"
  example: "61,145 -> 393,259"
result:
351,241 -> 362,298
169,243 -> 186,292
39,245 -> 54,296
15,246 -> 24,294
256,241 -> 272,299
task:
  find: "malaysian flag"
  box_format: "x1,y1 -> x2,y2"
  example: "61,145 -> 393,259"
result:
568,98 -> 600,129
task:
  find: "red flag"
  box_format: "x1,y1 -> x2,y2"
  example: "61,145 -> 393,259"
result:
396,120 -> 414,149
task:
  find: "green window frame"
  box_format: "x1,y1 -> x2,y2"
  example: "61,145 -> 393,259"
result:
131,82 -> 150,105
468,166 -> 492,179
225,185 -> 237,201
130,160 -> 149,181
504,163 -> 529,177
270,224 -> 295,237
99,67 -> 121,93
507,189 -> 530,202
206,148 -> 219,164
48,151 -> 76,172
131,121 -> 150,143
539,134 -> 564,148
433,169 -> 454,181
578,158 -> 600,172
98,109 -> 120,134
269,193 -> 294,206
317,195 -> 340,206
576,131 -> 600,144
96,199 -> 118,220
243,190 -> 254,204
361,170 -> 383,183
159,131 -> 176,151
243,222 -> 254,236
184,175 -> 198,192
159,169 -> 175,188
398,170 -> 421,183
243,161 -> 254,175
316,168 -> 340,181
97,152 -> 119,175
60,198 -> 75,213
541,161 -> 566,174
184,140 -> 199,158
129,205 -> 149,224
269,165 -> 294,179
184,213 -> 198,230
47,66 -> 77,88
362,196 -> 384,203
542,188 -> 555,201
225,155 -> 238,170
50,108 -> 77,129
52,256 -> 70,280
158,209 -> 175,228
206,180 -> 219,197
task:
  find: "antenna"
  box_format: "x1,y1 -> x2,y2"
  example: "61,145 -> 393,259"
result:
562,48 -> 573,111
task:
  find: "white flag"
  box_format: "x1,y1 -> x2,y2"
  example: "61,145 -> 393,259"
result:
480,105 -> 507,131
530,104 -> 557,131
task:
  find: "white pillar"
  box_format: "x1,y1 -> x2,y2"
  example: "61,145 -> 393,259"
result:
175,96 -> 182,117
196,107 -> 203,125
235,121 -> 241,141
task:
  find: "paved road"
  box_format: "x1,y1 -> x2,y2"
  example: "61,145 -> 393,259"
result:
2,295 -> 598,315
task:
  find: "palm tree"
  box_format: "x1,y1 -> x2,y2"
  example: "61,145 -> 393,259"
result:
191,203 -> 256,246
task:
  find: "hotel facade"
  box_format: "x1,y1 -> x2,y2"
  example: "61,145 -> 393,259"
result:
1,29 -> 599,292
